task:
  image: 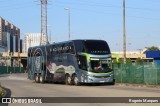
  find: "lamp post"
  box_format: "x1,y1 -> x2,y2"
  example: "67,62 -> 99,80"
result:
64,8 -> 70,40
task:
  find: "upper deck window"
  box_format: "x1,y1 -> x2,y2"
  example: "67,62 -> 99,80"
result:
84,40 -> 110,55
74,40 -> 110,55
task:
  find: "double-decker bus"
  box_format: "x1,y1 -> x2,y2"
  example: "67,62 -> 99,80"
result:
27,40 -> 115,85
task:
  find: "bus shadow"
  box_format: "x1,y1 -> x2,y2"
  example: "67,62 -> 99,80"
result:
82,83 -> 115,86
0,74 -> 10,77
33,81 -> 115,86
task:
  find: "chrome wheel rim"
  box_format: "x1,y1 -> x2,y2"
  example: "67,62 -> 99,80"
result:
67,76 -> 71,84
74,76 -> 78,85
40,76 -> 43,82
35,75 -> 39,82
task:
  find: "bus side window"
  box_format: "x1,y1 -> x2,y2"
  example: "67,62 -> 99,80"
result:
78,55 -> 87,70
69,42 -> 75,54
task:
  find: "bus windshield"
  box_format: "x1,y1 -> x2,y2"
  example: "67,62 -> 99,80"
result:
83,40 -> 110,55
90,59 -> 112,73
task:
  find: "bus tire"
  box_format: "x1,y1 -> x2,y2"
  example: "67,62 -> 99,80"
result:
35,75 -> 40,83
39,75 -> 44,83
73,75 -> 80,86
65,75 -> 72,85
110,79 -> 115,85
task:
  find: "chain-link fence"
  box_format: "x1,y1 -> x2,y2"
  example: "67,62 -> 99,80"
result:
114,63 -> 160,85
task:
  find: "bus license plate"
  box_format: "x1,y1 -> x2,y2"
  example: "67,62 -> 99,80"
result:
100,81 -> 105,82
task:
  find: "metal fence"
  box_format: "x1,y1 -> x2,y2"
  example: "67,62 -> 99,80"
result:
0,66 -> 25,74
114,63 -> 160,85
1,63 -> 160,85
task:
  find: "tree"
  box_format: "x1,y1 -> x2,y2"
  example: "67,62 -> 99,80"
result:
112,58 -> 132,64
0,53 -> 2,57
146,46 -> 159,51
143,46 -> 159,54
135,57 -> 144,64
0,53 -> 2,60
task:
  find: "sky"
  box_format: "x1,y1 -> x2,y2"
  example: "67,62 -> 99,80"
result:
0,0 -> 160,52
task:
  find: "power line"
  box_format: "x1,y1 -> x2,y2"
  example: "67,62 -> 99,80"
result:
52,3 -> 160,21
53,0 -> 160,11
0,0 -> 160,13
0,4 -> 36,11
0,1 -> 32,7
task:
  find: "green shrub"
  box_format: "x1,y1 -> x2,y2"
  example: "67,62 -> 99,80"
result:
0,87 -> 7,97
112,58 -> 132,64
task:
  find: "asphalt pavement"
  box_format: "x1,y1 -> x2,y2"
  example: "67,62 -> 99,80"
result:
0,73 -> 160,106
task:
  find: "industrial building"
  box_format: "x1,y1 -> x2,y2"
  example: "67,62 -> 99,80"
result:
24,33 -> 47,52
0,16 -> 22,53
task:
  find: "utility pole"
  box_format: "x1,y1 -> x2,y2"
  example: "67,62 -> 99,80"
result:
40,0 -> 48,45
123,0 -> 126,64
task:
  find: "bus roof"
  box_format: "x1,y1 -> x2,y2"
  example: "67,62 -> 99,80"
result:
28,39 -> 107,49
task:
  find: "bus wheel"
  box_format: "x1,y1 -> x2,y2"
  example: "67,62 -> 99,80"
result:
110,79 -> 115,85
35,75 -> 40,83
39,75 -> 44,83
65,75 -> 72,85
73,75 -> 80,86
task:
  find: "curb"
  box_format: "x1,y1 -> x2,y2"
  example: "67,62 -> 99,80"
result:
116,83 -> 160,89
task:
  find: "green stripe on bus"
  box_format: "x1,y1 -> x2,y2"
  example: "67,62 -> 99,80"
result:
81,52 -> 90,62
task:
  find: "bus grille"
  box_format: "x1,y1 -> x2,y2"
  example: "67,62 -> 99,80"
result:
93,76 -> 109,78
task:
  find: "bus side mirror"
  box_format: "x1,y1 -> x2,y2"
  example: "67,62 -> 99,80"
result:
77,55 -> 87,71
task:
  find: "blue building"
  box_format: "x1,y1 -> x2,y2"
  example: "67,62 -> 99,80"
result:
146,51 -> 160,64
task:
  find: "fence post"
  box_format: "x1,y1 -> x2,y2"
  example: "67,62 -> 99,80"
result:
156,63 -> 158,85
142,62 -> 144,84
20,66 -> 21,73
121,64 -> 123,83
14,65 -> 15,73
144,62 -> 146,84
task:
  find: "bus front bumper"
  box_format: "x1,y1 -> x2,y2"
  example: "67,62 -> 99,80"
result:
80,73 -> 114,83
